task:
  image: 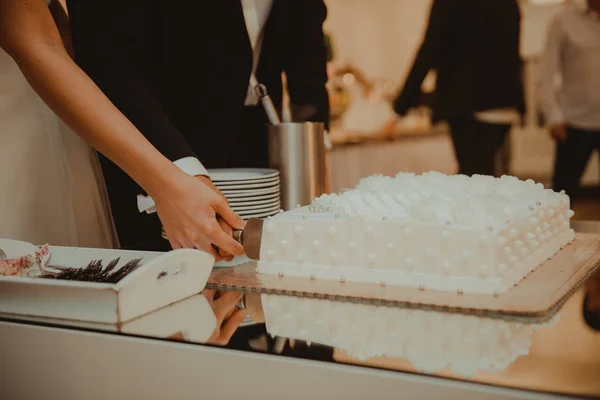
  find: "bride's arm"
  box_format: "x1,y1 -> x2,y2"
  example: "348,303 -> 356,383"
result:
0,0 -> 244,257
48,0 -> 73,58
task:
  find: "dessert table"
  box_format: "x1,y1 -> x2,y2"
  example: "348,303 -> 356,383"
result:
326,129 -> 459,193
1,221 -> 599,400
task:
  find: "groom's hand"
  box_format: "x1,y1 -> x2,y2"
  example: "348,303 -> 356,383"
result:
155,173 -> 245,260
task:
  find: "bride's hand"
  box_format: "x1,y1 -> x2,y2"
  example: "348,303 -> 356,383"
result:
202,289 -> 246,346
152,173 -> 245,260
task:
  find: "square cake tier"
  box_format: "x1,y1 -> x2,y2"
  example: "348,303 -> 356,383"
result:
257,172 -> 575,295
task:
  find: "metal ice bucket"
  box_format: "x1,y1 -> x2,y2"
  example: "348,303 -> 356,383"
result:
268,122 -> 326,211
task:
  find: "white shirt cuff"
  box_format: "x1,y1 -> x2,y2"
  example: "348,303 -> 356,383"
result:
136,157 -> 208,214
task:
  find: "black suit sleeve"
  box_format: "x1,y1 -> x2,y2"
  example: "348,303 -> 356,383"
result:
283,0 -> 330,129
393,0 -> 452,116
67,0 -> 196,164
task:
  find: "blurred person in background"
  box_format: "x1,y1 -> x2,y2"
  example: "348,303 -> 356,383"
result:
539,0 -> 600,332
540,0 -> 600,199
393,0 -> 525,177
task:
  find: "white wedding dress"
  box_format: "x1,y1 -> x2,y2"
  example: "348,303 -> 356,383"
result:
0,47 -> 115,248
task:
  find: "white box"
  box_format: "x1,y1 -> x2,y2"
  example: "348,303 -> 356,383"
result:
0,246 -> 214,324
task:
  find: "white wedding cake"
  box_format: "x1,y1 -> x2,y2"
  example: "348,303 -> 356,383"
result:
257,172 -> 576,295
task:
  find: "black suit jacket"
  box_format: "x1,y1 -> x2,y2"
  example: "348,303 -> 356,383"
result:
66,0 -> 329,250
393,0 -> 525,121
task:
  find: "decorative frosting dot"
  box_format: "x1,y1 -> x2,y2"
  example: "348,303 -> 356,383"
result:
348,240 -> 357,248
441,230 -> 450,238
386,243 -> 394,250
515,241 -> 524,248
520,247 -> 529,256
264,223 -> 274,233
442,262 -> 452,272
499,263 -> 508,271
479,264 -> 489,276
539,233 -> 546,242
461,251 -> 471,260
543,222 -> 550,230
328,226 -> 337,236
510,229 -> 518,237
548,208 -> 556,217
330,253 -> 338,263
424,247 -> 433,257
313,240 -> 321,248
526,233 -> 536,240
536,226 -> 543,234
368,254 -> 377,263
510,255 -> 519,264
281,240 -> 290,247
531,217 -> 539,224
403,226 -> 411,234
294,226 -> 303,236
562,221 -> 569,229
266,250 -> 276,260
504,247 -> 513,255
366,226 -> 375,236
309,274 -> 315,280
530,240 -> 539,249
546,230 -> 553,238
297,252 -> 305,262
558,214 -> 565,221
539,210 -> 546,218
405,258 -> 415,268
498,236 -> 508,246
568,210 -> 575,218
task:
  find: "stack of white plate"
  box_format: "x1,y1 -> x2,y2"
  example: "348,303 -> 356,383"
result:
208,168 -> 281,220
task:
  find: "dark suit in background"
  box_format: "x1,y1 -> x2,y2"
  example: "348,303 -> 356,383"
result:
394,0 -> 525,177
66,0 -> 330,251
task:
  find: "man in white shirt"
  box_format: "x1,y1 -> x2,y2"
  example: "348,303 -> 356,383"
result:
540,0 -> 600,197
67,0 -> 330,253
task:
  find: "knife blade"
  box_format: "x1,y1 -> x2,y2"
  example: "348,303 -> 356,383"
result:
232,218 -> 264,260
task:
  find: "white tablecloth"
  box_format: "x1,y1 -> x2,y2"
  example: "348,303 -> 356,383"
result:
327,133 -> 458,193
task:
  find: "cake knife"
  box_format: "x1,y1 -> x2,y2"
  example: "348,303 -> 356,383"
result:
232,218 -> 264,260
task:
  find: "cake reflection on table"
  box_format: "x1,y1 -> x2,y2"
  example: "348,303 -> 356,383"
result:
260,293 -> 554,378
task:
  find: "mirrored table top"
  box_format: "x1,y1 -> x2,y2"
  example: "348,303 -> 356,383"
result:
2,221 -> 600,398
